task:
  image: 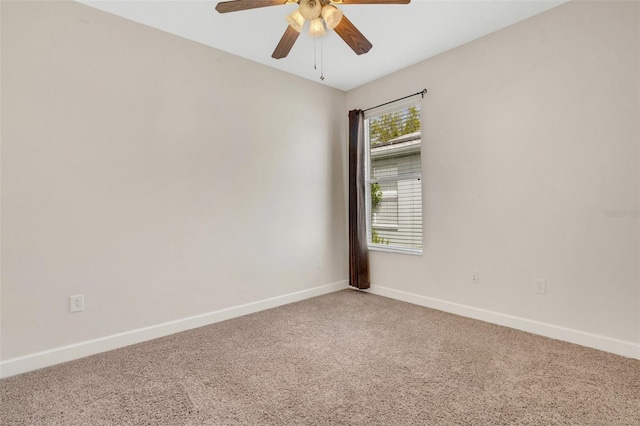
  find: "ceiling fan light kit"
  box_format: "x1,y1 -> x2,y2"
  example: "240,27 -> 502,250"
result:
286,9 -> 306,32
321,5 -> 343,30
309,17 -> 326,36
299,0 -> 322,20
215,0 -> 410,59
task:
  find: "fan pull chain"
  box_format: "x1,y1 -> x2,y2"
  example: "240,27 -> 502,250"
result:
311,21 -> 324,81
320,32 -> 324,81
313,30 -> 317,70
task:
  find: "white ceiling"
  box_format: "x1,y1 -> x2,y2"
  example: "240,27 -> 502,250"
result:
78,0 -> 566,91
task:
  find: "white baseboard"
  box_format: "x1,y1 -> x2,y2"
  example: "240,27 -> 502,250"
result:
0,280 -> 349,379
366,285 -> 640,360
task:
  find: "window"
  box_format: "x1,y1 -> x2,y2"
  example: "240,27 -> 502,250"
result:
365,101 -> 422,254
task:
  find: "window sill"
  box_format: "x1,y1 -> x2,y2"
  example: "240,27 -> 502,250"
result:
368,245 -> 423,256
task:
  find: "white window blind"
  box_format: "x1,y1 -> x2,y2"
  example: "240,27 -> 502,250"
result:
365,99 -> 422,254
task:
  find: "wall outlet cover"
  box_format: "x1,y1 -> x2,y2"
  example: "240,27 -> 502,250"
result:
70,295 -> 85,313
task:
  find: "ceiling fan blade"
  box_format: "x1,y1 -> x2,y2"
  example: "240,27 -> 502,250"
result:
333,14 -> 372,55
272,25 -> 300,59
216,0 -> 288,14
335,0 -> 410,4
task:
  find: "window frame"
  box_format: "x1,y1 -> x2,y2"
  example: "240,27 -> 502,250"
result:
364,100 -> 423,256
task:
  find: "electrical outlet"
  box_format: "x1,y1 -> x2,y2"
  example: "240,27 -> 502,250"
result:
471,271 -> 479,284
69,295 -> 84,313
315,257 -> 321,268
535,279 -> 546,294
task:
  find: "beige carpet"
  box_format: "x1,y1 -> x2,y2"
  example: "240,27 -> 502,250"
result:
1,289 -> 639,425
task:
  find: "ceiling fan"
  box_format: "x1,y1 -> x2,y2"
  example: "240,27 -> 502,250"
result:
215,0 -> 411,59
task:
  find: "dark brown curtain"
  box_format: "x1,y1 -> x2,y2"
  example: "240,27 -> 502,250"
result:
348,109 -> 370,290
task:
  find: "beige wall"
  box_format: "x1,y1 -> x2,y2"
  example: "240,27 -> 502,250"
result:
1,1 -> 347,360
2,0 -> 639,369
348,0 -> 640,345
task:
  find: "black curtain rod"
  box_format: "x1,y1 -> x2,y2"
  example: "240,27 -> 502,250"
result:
363,89 -> 427,113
